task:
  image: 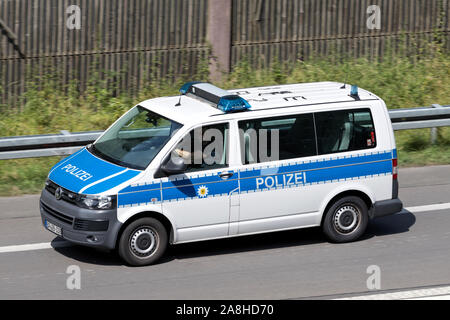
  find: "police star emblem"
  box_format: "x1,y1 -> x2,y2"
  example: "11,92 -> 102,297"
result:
197,185 -> 209,198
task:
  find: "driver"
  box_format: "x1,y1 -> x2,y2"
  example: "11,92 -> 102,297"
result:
173,133 -> 205,168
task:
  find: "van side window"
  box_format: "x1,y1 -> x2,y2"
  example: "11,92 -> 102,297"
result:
173,123 -> 229,172
239,114 -> 316,164
314,109 -> 376,155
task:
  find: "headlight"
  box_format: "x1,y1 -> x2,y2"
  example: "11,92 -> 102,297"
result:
77,195 -> 117,210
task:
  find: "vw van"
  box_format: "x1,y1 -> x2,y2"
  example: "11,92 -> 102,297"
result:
40,82 -> 403,266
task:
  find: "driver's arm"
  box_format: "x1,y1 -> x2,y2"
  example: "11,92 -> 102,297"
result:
174,148 -> 191,160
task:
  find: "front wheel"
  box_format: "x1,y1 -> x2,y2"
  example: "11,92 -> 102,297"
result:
322,196 -> 369,243
118,217 -> 168,266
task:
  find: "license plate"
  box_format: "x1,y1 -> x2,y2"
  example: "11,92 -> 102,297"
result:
45,220 -> 62,236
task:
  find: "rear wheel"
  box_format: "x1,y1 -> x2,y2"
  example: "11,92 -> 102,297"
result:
118,217 -> 168,266
322,196 -> 369,243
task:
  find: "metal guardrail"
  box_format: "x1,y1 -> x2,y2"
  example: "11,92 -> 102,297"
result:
0,130 -> 102,160
0,131 -> 102,160
0,104 -> 449,160
389,104 -> 450,130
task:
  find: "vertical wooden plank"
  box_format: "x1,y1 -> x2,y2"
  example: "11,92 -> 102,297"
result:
107,0 -> 114,52
157,0 -> 164,48
0,0 -> 5,60
281,0 -> 287,41
179,0 -> 186,48
116,0 -> 123,50
314,0 -> 320,41
185,0 -> 193,48
139,0 -> 146,50
321,0 -> 327,42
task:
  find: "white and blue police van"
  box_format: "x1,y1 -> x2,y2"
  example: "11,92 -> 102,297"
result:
40,81 -> 403,266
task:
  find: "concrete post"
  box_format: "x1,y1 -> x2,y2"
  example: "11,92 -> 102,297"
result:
207,0 -> 232,83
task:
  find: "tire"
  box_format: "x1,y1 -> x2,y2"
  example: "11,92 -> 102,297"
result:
118,217 -> 168,266
322,196 -> 369,243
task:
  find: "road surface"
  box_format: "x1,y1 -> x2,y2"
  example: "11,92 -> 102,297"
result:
1,165 -> 450,299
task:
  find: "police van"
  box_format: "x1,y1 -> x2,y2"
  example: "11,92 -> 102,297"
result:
40,81 -> 403,266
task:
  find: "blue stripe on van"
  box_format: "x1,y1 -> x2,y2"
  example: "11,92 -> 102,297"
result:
239,150 -> 392,179
305,159 -> 391,184
160,171 -> 231,189
117,150 -> 394,208
240,159 -> 391,193
162,178 -> 238,202
83,170 -> 141,194
119,182 -> 161,193
118,188 -> 162,207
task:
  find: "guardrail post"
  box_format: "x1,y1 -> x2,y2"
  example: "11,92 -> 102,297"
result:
430,104 -> 443,144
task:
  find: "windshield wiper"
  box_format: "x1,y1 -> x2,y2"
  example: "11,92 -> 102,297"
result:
87,144 -> 144,170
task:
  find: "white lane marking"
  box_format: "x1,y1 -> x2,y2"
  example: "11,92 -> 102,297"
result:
404,202 -> 450,213
336,285 -> 450,300
1,202 -> 450,254
0,241 -> 72,254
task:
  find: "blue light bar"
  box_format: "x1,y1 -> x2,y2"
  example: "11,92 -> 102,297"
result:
179,82 -> 252,113
179,81 -> 203,95
218,95 -> 251,112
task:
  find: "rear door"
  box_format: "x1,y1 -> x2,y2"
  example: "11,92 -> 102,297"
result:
237,112 -> 319,234
236,108 -> 388,235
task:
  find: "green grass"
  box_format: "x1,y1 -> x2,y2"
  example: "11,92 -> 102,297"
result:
395,127 -> 450,167
1,43 -> 449,196
0,157 -> 61,196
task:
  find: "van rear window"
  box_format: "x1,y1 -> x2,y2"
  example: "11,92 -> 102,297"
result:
314,108 -> 376,155
238,108 -> 376,165
238,113 -> 316,164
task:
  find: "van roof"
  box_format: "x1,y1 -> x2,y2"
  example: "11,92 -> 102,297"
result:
140,81 -> 380,125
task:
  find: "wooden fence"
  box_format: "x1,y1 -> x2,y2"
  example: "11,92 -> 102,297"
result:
232,0 -> 449,65
0,0 -> 210,107
0,0 -> 449,108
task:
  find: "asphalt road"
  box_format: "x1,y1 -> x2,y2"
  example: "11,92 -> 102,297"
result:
1,165 -> 450,299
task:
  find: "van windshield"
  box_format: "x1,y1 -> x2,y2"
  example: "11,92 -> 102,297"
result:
88,106 -> 182,170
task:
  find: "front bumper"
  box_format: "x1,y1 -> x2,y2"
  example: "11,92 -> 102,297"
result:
40,188 -> 122,250
370,198 -> 403,218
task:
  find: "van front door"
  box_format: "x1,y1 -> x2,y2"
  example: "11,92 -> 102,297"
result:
161,122 -> 239,243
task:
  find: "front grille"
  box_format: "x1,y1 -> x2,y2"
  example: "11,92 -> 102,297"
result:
74,219 -> 109,232
45,180 -> 77,205
41,201 -> 74,225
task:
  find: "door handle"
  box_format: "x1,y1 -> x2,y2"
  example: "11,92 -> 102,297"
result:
219,172 -> 234,179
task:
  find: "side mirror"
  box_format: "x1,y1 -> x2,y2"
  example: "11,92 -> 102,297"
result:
160,156 -> 187,176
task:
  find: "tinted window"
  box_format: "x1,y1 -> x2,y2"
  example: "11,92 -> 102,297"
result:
239,113 -> 316,164
315,109 -> 376,155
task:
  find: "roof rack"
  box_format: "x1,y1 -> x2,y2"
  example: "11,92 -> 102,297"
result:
179,82 -> 251,113
225,82 -> 377,110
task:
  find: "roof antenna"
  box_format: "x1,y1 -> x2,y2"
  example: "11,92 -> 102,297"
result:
340,62 -> 349,89
174,81 -> 202,106
175,94 -> 182,106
